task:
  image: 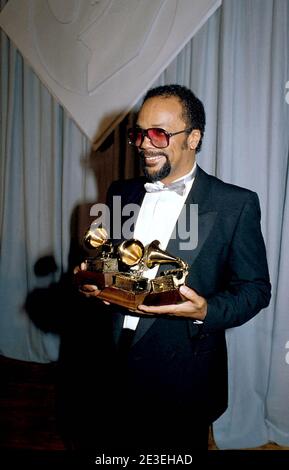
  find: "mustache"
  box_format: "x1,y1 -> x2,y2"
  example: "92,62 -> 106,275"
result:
139,150 -> 168,160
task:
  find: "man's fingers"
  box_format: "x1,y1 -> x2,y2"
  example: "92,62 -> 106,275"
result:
78,284 -> 101,298
74,263 -> 110,305
179,285 -> 198,302
137,303 -> 181,315
81,284 -> 99,292
78,285 -> 110,306
73,262 -> 87,274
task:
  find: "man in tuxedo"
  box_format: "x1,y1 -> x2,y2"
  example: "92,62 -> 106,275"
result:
74,84 -> 271,454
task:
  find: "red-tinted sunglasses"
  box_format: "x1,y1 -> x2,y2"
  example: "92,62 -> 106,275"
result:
127,127 -> 192,149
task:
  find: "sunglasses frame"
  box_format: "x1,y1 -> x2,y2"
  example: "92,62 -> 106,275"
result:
127,126 -> 193,149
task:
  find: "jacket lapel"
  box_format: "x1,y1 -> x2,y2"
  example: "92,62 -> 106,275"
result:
132,165 -> 218,346
167,167 -> 218,267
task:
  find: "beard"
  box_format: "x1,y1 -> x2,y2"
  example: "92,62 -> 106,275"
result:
140,151 -> 171,182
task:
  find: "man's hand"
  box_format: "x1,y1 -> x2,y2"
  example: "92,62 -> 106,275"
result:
137,285 -> 207,320
74,262 -> 110,303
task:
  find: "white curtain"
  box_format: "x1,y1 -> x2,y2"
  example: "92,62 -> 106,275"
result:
1,0 -> 289,449
0,0 -> 95,361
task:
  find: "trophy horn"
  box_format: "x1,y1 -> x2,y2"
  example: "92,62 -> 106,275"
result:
143,240 -> 188,270
118,239 -> 145,267
83,224 -> 109,249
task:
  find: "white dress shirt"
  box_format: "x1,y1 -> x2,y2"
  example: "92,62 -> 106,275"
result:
123,163 -> 196,330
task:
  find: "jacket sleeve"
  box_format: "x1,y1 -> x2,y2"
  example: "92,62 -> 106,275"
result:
202,192 -> 271,332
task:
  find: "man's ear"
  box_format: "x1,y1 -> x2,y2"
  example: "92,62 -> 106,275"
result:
188,129 -> 201,150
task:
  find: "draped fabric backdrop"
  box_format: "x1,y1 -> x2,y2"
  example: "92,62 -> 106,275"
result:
1,0 -> 289,449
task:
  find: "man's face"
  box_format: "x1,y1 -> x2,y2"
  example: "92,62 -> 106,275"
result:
136,96 -> 200,184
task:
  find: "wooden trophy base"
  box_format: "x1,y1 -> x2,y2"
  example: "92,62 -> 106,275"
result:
74,271 -> 184,312
74,270 -> 115,290
97,286 -> 183,311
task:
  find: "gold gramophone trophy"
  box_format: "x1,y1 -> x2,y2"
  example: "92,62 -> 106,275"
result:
74,224 -> 119,290
75,224 -> 189,311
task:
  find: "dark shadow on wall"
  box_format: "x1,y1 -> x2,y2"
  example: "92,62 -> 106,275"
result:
24,109 -> 140,333
23,113 -> 142,450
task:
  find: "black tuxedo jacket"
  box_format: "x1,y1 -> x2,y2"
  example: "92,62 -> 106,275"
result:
103,165 -> 271,426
